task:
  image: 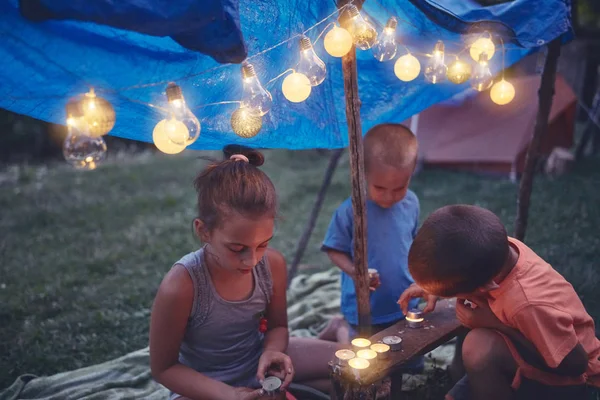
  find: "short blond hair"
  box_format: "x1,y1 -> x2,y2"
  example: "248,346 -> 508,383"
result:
364,123 -> 418,171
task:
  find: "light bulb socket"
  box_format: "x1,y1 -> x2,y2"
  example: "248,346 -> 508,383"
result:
300,36 -> 313,51
65,101 -> 83,118
345,4 -> 359,18
242,62 -> 257,79
434,40 -> 445,54
166,83 -> 183,102
385,17 -> 398,30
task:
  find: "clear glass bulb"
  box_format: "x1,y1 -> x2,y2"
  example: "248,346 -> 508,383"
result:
424,41 -> 447,84
471,53 -> 494,91
343,5 -> 377,50
79,88 -> 116,137
372,17 -> 397,62
165,83 -> 201,146
241,62 -> 272,116
296,36 -> 327,86
63,113 -> 107,170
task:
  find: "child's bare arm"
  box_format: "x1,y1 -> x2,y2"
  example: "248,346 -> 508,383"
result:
326,249 -> 356,277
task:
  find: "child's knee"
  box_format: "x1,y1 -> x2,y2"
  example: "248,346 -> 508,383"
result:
462,328 -> 507,372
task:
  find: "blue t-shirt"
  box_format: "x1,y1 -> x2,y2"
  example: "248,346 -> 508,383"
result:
322,190 -> 420,325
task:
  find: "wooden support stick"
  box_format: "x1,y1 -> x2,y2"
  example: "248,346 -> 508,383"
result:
514,38 -> 562,241
288,149 -> 344,287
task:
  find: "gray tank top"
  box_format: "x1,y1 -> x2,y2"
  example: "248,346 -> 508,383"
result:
175,246 -> 273,388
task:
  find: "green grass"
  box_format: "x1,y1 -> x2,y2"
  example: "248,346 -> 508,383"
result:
1,150 -> 599,397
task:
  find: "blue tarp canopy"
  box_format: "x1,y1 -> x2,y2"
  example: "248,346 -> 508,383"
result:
0,0 -> 572,150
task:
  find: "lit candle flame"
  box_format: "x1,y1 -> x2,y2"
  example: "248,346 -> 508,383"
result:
351,338 -> 371,348
356,349 -> 377,360
370,343 -> 390,354
335,349 -> 355,361
348,357 -> 370,370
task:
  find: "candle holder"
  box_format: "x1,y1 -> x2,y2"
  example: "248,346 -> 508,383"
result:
262,376 -> 282,397
382,335 -> 402,351
356,349 -> 378,362
406,309 -> 424,328
351,338 -> 371,353
335,349 -> 356,366
348,357 -> 370,381
370,343 -> 390,360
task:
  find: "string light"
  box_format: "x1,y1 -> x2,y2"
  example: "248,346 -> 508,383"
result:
63,101 -> 107,170
490,39 -> 515,105
394,53 -> 421,82
282,72 -> 312,103
470,36 -> 496,61
471,53 -> 493,91
372,17 -> 398,62
164,83 -> 201,146
424,41 -> 447,84
231,106 -> 263,138
78,88 -> 115,137
241,61 -> 273,116
323,24 -> 353,57
152,118 -> 188,154
446,59 -> 472,84
296,36 -> 327,86
342,4 -> 378,50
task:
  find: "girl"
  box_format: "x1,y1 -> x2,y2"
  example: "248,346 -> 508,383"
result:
150,146 -> 341,400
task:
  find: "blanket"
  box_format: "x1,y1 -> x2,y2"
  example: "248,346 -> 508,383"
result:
0,269 -> 455,400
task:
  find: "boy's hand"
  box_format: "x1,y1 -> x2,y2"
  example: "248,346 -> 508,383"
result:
456,297 -> 502,330
368,269 -> 381,291
397,284 -> 438,315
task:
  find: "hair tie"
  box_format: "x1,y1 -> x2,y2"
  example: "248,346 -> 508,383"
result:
230,154 -> 250,163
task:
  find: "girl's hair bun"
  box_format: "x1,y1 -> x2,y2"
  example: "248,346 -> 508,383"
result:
223,144 -> 265,167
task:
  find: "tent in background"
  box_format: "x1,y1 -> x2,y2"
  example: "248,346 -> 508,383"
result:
411,73 -> 576,177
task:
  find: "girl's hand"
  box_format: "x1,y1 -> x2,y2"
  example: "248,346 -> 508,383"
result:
232,387 -> 263,400
456,297 -> 502,330
257,350 -> 294,389
397,284 -> 438,315
368,270 -> 381,291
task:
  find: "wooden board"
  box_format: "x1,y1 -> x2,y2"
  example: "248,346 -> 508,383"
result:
356,298 -> 466,385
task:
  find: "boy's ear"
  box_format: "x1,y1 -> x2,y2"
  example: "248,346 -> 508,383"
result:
194,218 -> 210,242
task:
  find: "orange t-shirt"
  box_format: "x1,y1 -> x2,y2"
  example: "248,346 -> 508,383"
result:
487,237 -> 600,388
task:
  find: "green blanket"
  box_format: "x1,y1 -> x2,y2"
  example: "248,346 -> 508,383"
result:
1,269 -> 454,400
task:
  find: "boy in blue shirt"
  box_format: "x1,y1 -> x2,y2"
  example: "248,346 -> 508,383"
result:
320,123 -> 436,351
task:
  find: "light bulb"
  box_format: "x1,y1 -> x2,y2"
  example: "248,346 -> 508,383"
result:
446,59 -> 472,84
471,53 -> 494,91
323,25 -> 353,57
63,102 -> 107,170
343,4 -> 377,50
490,79 -> 515,105
296,36 -> 326,86
424,41 -> 447,84
164,83 -> 201,146
241,62 -> 272,116
372,17 -> 398,62
470,37 -> 496,61
282,72 -> 311,103
152,118 -> 188,154
394,53 -> 421,81
79,88 -> 115,137
231,107 -> 263,138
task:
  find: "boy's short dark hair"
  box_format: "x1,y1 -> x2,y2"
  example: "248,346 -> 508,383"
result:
364,123 -> 418,171
408,205 -> 510,297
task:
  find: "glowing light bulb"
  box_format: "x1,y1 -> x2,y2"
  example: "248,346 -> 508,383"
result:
164,83 -> 201,146
470,37 -> 496,61
152,118 -> 188,154
343,4 -> 377,50
231,106 -> 263,138
446,59 -> 472,84
78,88 -> 115,137
296,36 -> 326,86
394,53 -> 421,82
471,53 -> 494,91
241,62 -> 272,116
372,17 -> 398,62
323,24 -> 353,57
424,41 -> 447,84
282,72 -> 311,103
490,79 -> 515,105
63,102 -> 107,170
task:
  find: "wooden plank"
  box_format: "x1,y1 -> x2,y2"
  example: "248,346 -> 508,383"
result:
357,298 -> 465,386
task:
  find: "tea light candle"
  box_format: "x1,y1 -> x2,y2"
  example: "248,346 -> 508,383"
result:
406,309 -> 424,328
262,376 -> 282,396
382,335 -> 402,351
370,343 -> 390,359
348,357 -> 370,379
335,349 -> 356,365
356,349 -> 378,360
351,338 -> 371,352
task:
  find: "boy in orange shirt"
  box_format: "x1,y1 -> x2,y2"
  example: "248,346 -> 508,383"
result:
399,204 -> 600,400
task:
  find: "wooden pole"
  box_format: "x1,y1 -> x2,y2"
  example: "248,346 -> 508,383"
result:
514,38 -> 562,241
287,149 -> 344,287
337,7 -> 371,332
